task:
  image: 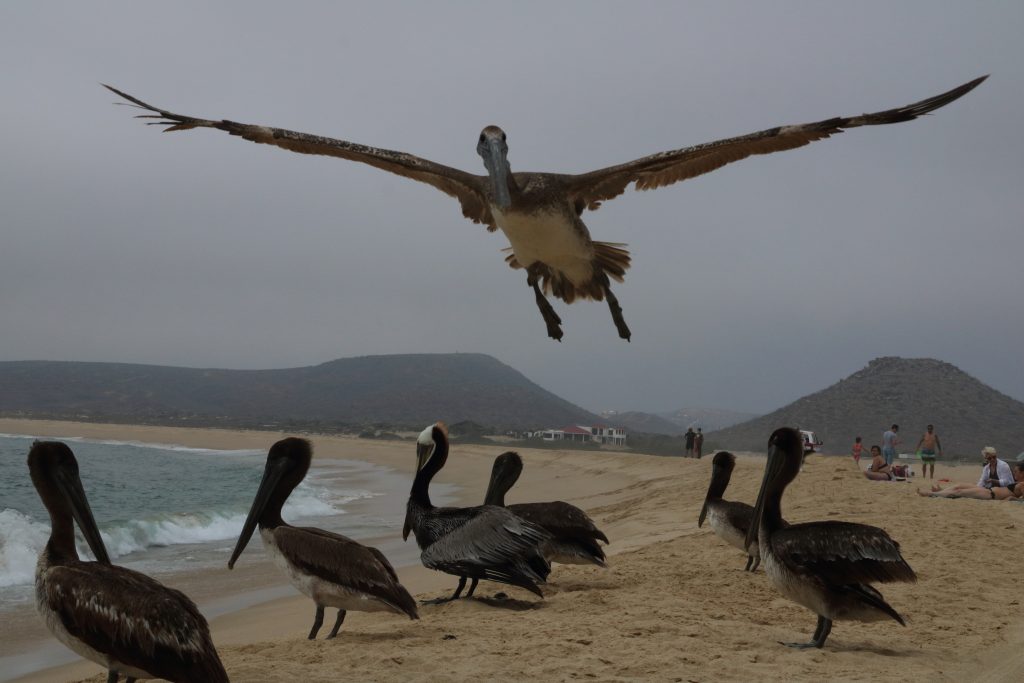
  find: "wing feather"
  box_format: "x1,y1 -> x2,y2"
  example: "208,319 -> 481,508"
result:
566,76 -> 987,210
40,562 -> 227,682
772,520 -> 916,586
273,526 -> 418,617
104,85 -> 495,228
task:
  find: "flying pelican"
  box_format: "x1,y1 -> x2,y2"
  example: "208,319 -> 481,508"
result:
697,450 -> 780,572
229,437 -> 418,639
403,423 -> 551,603
104,75 -> 986,341
29,441 -> 228,683
745,428 -> 916,649
484,451 -> 609,568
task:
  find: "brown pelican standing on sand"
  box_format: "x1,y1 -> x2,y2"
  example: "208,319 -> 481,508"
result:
698,450 -> 781,572
484,451 -> 609,568
104,76 -> 985,341
745,428 -> 916,649
229,437 -> 418,639
404,423 -> 551,603
29,442 -> 228,683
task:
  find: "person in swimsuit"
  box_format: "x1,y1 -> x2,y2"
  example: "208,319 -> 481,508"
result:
851,436 -> 864,464
916,453 -> 1024,499
865,445 -> 892,481
915,424 -> 943,479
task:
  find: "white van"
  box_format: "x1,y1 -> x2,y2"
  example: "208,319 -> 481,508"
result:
800,430 -> 823,454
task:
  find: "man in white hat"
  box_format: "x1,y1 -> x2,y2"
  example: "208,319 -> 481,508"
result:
978,447 -> 1015,489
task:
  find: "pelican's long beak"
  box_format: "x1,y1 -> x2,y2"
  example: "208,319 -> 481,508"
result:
229,457 -> 288,569
57,466 -> 111,565
745,444 -> 782,551
481,136 -> 512,210
697,461 -> 721,528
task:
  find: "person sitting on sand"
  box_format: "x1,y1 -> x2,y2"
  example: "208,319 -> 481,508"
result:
977,446 -> 1015,489
865,445 -> 891,481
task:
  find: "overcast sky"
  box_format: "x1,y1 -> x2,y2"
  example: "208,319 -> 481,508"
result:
1,1 -> 1020,415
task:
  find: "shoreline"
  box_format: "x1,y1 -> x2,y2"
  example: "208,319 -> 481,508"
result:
4,418 -> 1023,682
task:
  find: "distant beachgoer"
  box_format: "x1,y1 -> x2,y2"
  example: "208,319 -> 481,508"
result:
882,424 -> 900,467
851,436 -> 865,464
694,428 -> 704,459
978,447 -> 1015,489
684,428 -> 696,457
865,445 -> 891,481
917,462 -> 1024,500
915,425 -> 942,480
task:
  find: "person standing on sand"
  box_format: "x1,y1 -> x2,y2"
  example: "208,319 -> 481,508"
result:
882,424 -> 900,467
684,428 -> 696,457
915,424 -> 942,479
851,436 -> 865,465
694,428 -> 704,459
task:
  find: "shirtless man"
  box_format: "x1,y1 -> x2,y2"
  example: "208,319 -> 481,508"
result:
915,424 -> 942,479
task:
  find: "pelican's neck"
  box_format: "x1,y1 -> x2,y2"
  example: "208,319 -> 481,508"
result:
44,510 -> 79,564
706,465 -> 733,501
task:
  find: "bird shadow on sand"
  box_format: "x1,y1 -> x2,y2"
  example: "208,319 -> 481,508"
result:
468,594 -> 547,611
812,640 -> 909,657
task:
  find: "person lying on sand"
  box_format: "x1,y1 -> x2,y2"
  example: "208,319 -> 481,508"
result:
917,462 -> 1024,500
865,445 -> 892,481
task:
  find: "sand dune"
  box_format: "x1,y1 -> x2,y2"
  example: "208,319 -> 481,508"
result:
4,419 -> 1022,682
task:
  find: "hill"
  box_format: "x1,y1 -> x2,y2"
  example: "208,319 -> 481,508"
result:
0,354 -> 601,431
707,357 -> 1024,459
599,411 -> 686,436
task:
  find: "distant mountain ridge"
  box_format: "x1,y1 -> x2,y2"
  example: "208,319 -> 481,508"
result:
708,357 -> 1024,459
602,408 -> 758,436
0,354 -> 601,431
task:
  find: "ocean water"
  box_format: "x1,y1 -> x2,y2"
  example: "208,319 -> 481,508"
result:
0,433 -> 413,605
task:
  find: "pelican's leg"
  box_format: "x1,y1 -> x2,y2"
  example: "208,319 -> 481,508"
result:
465,577 -> 479,598
325,609 -> 347,639
602,284 -> 631,341
749,554 -> 761,572
527,270 -> 564,341
782,615 -> 832,649
308,604 -> 325,640
106,671 -> 118,683
421,576 -> 468,605
744,555 -> 754,572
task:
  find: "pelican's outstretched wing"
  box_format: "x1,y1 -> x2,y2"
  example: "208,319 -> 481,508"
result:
104,85 -> 495,228
566,76 -> 987,211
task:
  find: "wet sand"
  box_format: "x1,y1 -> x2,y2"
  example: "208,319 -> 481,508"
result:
3,418 -> 1022,682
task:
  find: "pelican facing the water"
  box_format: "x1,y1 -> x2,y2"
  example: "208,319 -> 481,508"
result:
746,428 -> 916,649
230,437 -> 418,639
29,441 -> 228,683
105,76 -> 985,341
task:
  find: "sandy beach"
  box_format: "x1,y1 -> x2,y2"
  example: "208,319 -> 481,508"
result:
3,418 -> 1022,682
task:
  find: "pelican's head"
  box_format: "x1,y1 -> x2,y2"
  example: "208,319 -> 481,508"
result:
484,451 -> 523,507
416,421 -> 448,474
698,450 -> 736,527
28,441 -> 111,565
229,437 -> 311,569
745,427 -> 804,550
477,126 -> 512,210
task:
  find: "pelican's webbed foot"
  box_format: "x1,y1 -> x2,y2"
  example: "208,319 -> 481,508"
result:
782,615 -> 832,649
603,284 -> 630,341
421,576 -> 470,605
527,272 -> 564,341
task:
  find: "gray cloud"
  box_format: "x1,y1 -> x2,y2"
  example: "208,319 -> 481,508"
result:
1,1 -> 1021,415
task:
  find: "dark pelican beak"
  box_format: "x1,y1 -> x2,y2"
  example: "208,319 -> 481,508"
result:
477,127 -> 512,210
229,456 -> 289,569
745,441 -> 784,551
56,465 -> 111,565
697,493 -> 711,528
